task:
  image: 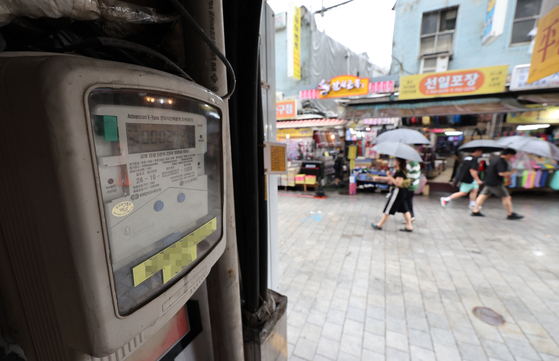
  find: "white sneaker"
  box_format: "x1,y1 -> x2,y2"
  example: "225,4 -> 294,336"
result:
440,197 -> 447,208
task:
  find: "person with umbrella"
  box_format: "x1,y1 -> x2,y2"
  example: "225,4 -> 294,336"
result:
371,157 -> 414,232
440,149 -> 483,209
471,148 -> 524,220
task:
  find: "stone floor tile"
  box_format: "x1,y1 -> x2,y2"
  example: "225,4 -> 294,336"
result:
307,310 -> 327,327
339,333 -> 362,357
315,336 -> 340,359
363,332 -> 385,354
480,339 -> 514,361
366,317 -> 386,335
409,329 -> 433,350
343,319 -> 364,339
362,348 -> 386,361
387,330 -> 410,352
410,345 -> 436,361
346,306 -> 366,322
503,338 -> 540,360
527,335 -> 559,357
326,309 -> 346,326
300,322 -> 323,343
430,327 -> 457,348
313,355 -> 334,361
433,343 -> 462,361
386,347 -> 410,361
321,321 -> 343,341
337,351 -> 361,361
293,338 -> 318,361
387,316 -> 408,334
457,341 -> 488,361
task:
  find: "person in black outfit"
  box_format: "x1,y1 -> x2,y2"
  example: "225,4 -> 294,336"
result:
333,150 -> 345,188
450,149 -> 462,182
371,158 -> 414,232
472,149 -> 523,220
440,149 -> 483,209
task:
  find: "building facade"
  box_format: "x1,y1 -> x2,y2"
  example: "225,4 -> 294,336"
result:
275,6 -> 385,102
391,0 -> 559,76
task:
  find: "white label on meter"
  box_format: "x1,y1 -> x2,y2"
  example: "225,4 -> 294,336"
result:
91,105 -> 209,269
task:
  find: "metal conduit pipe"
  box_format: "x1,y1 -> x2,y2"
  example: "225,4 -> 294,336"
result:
223,0 -> 265,314
183,1 -> 244,360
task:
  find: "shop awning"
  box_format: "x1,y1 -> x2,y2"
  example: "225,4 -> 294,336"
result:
342,97 -> 539,118
276,118 -> 348,129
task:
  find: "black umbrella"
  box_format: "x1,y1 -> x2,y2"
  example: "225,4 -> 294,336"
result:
459,139 -> 504,153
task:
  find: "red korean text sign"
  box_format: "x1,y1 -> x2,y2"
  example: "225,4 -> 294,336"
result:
276,99 -> 297,120
399,65 -> 507,100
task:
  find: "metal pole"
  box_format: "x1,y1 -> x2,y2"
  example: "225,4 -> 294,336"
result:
489,113 -> 498,138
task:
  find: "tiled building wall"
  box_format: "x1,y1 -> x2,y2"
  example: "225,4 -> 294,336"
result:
390,0 -> 536,76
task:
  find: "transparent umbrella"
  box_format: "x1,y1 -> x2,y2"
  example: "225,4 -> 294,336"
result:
458,139 -> 504,153
373,129 -> 430,145
372,141 -> 423,162
496,136 -> 559,160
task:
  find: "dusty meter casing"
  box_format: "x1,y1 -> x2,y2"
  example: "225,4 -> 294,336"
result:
0,53 -> 226,359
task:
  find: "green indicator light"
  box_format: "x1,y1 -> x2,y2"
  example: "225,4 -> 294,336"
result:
103,116 -> 118,141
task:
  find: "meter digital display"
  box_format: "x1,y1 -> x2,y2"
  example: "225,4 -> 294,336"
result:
89,89 -> 223,315
126,123 -> 196,154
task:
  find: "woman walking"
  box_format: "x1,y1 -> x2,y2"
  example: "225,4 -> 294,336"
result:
371,158 -> 414,232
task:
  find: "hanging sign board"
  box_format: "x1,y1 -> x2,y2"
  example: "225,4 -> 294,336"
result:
528,5 -> 559,83
507,105 -> 559,124
264,141 -> 288,174
399,65 -> 508,100
287,3 -> 301,80
318,75 -> 369,99
276,128 -> 313,138
482,0 -> 508,45
276,99 -> 297,119
510,64 -> 559,90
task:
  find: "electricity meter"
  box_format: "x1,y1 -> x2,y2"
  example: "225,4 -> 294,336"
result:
0,53 -> 226,360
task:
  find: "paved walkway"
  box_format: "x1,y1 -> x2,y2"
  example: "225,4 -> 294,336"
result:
278,190 -> 559,361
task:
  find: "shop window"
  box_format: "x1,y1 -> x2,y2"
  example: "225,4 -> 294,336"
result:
420,7 -> 458,56
511,0 -> 542,45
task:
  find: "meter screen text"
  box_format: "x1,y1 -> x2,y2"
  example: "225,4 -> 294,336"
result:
126,123 -> 195,154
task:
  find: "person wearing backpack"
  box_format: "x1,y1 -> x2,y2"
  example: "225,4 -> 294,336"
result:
333,150 -> 346,188
371,158 -> 414,232
405,159 -> 421,222
440,149 -> 483,209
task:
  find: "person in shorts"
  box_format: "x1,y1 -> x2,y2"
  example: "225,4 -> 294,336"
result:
440,149 -> 483,209
371,158 -> 414,232
472,149 -> 523,220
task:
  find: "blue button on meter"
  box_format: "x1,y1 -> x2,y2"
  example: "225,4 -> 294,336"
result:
154,201 -> 164,212
177,193 -> 186,203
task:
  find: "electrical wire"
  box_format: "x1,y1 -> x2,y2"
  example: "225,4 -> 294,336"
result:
168,0 -> 236,99
97,37 -> 193,81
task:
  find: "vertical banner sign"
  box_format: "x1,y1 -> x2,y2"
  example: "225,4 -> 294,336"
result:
287,3 -> 301,80
528,5 -> 559,83
482,0 -> 508,45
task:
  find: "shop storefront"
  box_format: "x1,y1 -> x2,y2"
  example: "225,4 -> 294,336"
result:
341,64 -> 559,190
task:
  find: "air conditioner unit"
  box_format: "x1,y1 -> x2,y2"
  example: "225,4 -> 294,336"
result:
420,55 -> 449,74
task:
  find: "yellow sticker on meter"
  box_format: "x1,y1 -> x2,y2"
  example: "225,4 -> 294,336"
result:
112,201 -> 134,217
132,218 -> 217,287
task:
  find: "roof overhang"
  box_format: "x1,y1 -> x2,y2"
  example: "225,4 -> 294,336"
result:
341,90 -> 559,118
